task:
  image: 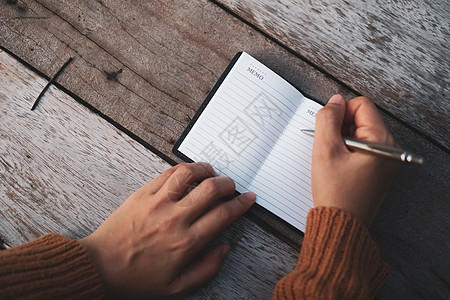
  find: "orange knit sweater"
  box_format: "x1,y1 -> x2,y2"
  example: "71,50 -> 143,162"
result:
273,207 -> 389,299
0,207 -> 389,299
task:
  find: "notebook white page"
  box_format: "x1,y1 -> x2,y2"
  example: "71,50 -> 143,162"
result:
177,52 -> 322,232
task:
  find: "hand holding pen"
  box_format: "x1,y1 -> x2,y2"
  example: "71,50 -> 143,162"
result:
310,95 -> 404,226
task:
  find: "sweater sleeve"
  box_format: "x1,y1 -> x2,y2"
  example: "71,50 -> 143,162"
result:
0,233 -> 105,300
273,207 -> 389,300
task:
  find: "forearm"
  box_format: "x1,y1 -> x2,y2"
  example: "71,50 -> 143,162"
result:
0,233 -> 104,299
273,207 -> 389,300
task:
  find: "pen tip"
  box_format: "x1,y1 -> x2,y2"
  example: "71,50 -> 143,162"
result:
301,129 -> 315,137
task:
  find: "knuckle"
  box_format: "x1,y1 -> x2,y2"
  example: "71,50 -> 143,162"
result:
177,163 -> 195,178
193,223 -> 209,242
202,178 -> 219,193
371,127 -> 395,146
354,96 -> 372,104
172,234 -> 195,252
351,96 -> 375,109
200,162 -> 214,174
201,178 -> 219,196
177,162 -> 192,172
202,177 -> 235,198
316,107 -> 334,121
216,206 -> 233,224
224,177 -> 235,191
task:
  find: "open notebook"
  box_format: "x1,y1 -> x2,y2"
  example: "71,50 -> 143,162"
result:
173,52 -> 323,232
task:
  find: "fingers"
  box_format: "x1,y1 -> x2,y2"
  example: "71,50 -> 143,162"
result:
179,176 -> 236,222
160,162 -> 218,202
314,94 -> 347,156
144,164 -> 181,194
344,96 -> 382,126
168,244 -> 230,297
344,97 -> 395,145
189,192 -> 256,248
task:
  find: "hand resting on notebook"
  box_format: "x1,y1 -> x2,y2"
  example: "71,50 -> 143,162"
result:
312,94 -> 399,227
79,162 -> 256,299
79,95 -> 397,298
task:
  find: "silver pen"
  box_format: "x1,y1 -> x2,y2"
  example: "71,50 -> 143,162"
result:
301,129 -> 424,165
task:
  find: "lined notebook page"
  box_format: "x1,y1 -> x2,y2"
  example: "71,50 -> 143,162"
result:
178,52 -> 322,232
249,100 -> 322,231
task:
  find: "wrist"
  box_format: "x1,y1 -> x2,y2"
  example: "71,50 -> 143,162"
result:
78,236 -> 110,293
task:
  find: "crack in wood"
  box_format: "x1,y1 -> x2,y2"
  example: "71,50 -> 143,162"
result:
88,0 -> 206,105
34,0 -> 196,111
31,56 -> 73,110
5,13 -> 187,128
210,0 -> 450,153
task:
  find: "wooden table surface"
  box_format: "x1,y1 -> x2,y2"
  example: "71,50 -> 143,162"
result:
1,0 -> 449,299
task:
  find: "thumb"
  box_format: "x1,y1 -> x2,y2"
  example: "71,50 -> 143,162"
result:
314,94 -> 346,150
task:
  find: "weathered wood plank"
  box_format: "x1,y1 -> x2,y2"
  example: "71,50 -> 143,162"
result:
1,1 -> 450,298
0,50 -> 300,299
0,0 -> 359,163
373,117 -> 450,299
214,0 -> 450,151
0,50 -> 171,245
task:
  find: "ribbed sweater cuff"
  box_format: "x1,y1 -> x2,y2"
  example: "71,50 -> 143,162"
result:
274,207 -> 389,300
0,233 -> 105,299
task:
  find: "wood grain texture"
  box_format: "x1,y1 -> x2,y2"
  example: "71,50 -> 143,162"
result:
0,50 -> 300,299
0,50 -> 171,245
214,0 -> 450,151
0,0 -> 359,163
1,0 -> 450,298
373,116 -> 450,299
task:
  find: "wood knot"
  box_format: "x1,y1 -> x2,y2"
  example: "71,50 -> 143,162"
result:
17,3 -> 27,12
7,0 -> 27,12
104,68 -> 123,81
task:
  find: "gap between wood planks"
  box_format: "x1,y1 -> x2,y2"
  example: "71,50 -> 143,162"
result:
0,49 -> 303,299
209,0 -> 450,154
0,46 -> 178,167
0,46 -> 306,250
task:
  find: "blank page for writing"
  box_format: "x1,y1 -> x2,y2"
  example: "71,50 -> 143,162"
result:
177,52 -> 322,232
249,100 -> 322,231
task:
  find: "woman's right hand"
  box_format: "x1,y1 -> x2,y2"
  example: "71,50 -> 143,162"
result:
311,94 -> 399,227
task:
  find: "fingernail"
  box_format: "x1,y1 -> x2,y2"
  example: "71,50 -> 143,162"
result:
328,94 -> 344,105
244,192 -> 256,204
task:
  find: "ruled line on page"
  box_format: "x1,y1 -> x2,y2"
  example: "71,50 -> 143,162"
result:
177,52 -> 322,231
